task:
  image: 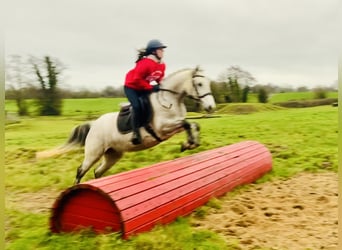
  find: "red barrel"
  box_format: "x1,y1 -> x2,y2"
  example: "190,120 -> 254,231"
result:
50,140 -> 272,238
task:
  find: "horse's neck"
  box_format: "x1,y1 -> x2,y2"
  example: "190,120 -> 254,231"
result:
150,87 -> 186,115
150,71 -> 191,119
148,70 -> 193,135
162,70 -> 191,94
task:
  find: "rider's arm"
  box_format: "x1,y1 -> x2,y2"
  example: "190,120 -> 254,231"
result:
132,60 -> 153,91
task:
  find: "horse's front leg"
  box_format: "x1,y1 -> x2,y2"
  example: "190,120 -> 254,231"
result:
181,121 -> 201,152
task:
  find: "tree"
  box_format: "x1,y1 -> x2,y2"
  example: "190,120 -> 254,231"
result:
313,87 -> 327,99
297,86 -> 309,92
101,86 -> 125,97
184,97 -> 200,112
218,65 -> 256,103
5,55 -> 29,115
242,85 -> 250,103
31,56 -> 64,115
227,77 -> 241,102
210,81 -> 228,103
258,88 -> 268,103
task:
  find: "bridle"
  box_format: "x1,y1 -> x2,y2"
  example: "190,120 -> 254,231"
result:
188,74 -> 213,102
158,74 -> 213,104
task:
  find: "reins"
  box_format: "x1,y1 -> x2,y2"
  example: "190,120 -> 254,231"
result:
156,88 -> 177,109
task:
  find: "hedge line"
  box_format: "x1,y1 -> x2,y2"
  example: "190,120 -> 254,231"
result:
274,98 -> 338,108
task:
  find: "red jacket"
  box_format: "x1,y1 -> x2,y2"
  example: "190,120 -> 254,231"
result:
125,56 -> 166,91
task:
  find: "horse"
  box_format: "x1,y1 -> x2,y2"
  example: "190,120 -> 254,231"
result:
37,66 -> 216,184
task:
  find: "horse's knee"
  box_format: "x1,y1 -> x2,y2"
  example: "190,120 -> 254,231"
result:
180,121 -> 201,152
191,122 -> 200,132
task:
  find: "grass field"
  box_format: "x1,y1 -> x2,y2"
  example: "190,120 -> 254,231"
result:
268,91 -> 337,103
4,91 -> 338,116
5,98 -> 128,118
5,98 -> 338,249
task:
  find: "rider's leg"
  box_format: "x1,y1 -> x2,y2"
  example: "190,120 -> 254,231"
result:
124,86 -> 142,144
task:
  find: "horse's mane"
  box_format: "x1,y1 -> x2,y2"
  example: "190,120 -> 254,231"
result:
164,66 -> 203,81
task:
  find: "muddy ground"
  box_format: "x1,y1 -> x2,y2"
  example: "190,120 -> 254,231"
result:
191,172 -> 338,250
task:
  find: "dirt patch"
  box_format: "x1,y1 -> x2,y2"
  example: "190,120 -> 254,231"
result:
191,172 -> 338,250
6,188 -> 60,214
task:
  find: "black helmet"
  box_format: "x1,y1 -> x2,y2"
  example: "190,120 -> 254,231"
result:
146,39 -> 167,53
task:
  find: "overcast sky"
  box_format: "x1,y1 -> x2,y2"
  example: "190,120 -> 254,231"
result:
5,0 -> 341,90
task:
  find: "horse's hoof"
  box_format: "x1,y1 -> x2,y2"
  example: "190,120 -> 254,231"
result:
180,143 -> 188,152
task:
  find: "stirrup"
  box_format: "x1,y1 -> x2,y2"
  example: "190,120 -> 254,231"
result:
131,132 -> 142,145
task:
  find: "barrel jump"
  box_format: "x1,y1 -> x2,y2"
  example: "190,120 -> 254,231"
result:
50,140 -> 272,238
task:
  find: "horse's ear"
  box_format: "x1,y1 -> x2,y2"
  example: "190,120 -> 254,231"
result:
193,65 -> 202,76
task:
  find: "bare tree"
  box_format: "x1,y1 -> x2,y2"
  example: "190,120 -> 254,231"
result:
218,65 -> 256,86
5,55 -> 30,115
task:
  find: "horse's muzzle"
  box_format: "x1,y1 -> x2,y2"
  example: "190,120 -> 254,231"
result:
205,105 -> 215,113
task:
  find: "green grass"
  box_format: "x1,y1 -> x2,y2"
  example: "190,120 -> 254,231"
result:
61,98 -> 128,117
5,98 -> 128,117
5,100 -> 338,249
6,213 -> 227,250
268,91 -> 338,103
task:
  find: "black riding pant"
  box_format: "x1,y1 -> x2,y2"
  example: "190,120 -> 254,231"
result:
124,86 -> 150,131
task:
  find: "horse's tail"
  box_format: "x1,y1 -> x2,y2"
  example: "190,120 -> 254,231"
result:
36,122 -> 92,159
65,122 -> 92,146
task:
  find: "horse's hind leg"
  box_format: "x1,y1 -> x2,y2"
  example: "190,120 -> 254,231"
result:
94,149 -> 123,179
74,149 -> 103,185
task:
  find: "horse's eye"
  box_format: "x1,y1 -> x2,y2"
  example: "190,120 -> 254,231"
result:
197,83 -> 202,87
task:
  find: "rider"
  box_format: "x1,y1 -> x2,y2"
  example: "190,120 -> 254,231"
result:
124,39 -> 167,145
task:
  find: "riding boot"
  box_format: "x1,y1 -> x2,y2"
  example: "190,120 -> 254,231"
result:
131,112 -> 142,145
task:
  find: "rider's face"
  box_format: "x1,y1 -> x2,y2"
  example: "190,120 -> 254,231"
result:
155,48 -> 164,59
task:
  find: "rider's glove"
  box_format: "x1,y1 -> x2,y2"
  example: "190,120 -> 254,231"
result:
152,84 -> 160,92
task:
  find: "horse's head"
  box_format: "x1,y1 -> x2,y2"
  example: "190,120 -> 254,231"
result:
161,66 -> 216,113
187,66 -> 216,113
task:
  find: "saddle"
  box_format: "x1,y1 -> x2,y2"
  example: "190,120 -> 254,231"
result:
117,96 -> 151,133
117,97 -> 162,142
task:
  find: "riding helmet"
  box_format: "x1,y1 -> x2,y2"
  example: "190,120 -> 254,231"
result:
146,39 -> 167,53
